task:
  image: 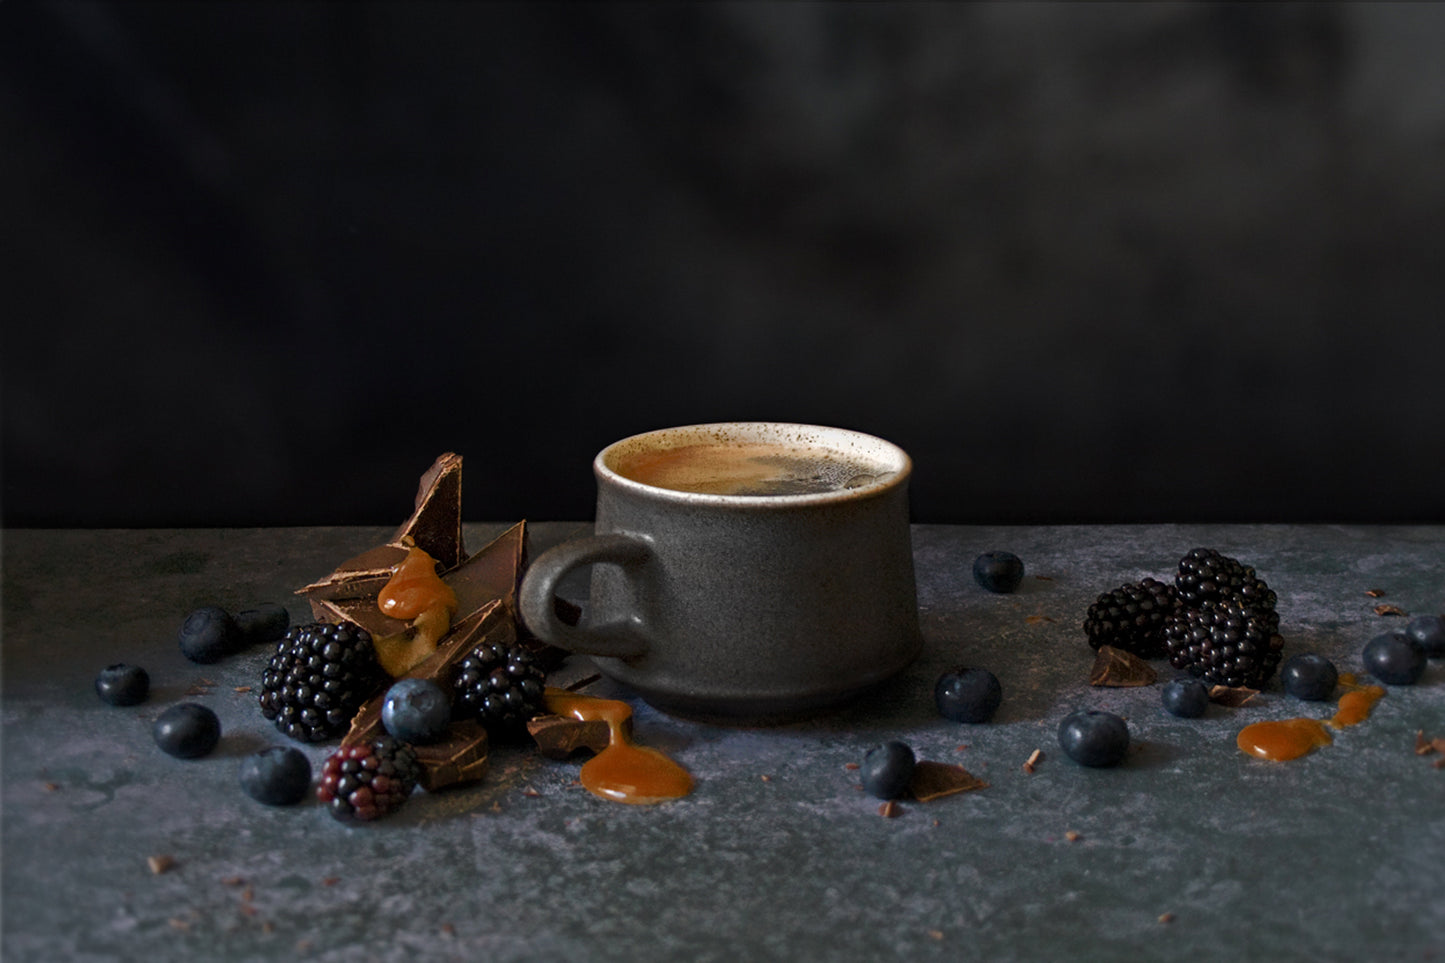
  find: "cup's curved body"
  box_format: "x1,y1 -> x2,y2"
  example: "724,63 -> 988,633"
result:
519,423 -> 922,724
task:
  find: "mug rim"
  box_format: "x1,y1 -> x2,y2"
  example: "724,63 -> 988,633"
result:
594,421 -> 912,507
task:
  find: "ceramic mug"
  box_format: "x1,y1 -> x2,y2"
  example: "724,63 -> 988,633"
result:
517,422 -> 922,724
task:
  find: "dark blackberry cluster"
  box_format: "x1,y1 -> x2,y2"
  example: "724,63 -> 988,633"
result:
317,736 -> 420,822
1164,549 -> 1283,688
451,641 -> 547,737
1175,547 -> 1275,609
259,622 -> 387,743
1083,577 -> 1177,658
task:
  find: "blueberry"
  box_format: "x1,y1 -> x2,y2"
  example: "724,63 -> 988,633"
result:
239,747 -> 312,805
234,603 -> 290,650
177,606 -> 239,664
1280,653 -> 1339,701
1057,709 -> 1130,767
1363,631 -> 1427,685
935,667 -> 1003,723
94,663 -> 150,706
380,678 -> 452,745
153,703 -> 221,759
1405,615 -> 1444,658
1160,679 -> 1209,718
860,741 -> 916,799
973,552 -> 1024,593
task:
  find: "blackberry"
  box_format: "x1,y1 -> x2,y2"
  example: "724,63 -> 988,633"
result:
1162,598 -> 1284,689
451,640 -> 547,737
1083,578 -> 1177,658
1175,548 -> 1275,609
317,736 -> 420,823
259,622 -> 387,743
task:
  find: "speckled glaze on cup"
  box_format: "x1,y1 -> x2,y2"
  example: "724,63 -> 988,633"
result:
518,423 -> 922,724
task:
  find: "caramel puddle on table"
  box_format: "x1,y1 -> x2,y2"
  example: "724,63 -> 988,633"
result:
543,689 -> 693,804
1236,674 -> 1387,761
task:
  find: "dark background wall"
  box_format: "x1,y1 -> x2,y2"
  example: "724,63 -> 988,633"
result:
3,1 -> 1443,527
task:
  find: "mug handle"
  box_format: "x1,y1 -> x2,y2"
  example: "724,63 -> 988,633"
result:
518,533 -> 653,660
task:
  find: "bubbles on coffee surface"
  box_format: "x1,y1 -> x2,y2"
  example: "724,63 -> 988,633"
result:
613,442 -> 894,496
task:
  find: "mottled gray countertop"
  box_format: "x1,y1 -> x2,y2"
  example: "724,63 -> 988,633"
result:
3,523 -> 1443,962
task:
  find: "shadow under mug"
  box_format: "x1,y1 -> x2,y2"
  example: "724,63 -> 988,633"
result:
518,423 -> 922,724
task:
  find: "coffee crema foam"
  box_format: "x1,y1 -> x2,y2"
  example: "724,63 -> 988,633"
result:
611,442 -> 893,496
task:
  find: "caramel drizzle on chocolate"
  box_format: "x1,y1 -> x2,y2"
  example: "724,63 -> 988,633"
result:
543,689 -> 693,805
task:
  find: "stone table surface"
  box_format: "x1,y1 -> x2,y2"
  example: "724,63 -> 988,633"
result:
3,523 -> 1443,962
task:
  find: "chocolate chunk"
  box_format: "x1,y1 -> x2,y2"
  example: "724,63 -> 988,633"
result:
391,453 -> 466,570
1374,604 -> 1408,617
1208,685 -> 1259,707
412,721 -> 490,792
527,713 -> 613,759
908,761 -> 989,801
1089,645 -> 1158,687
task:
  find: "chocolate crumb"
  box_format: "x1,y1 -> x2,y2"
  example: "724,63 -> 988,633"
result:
1208,685 -> 1259,707
910,760 -> 989,801
41,781 -> 59,792
1374,604 -> 1408,617
928,929 -> 944,940
879,800 -> 901,818
441,923 -> 457,937
843,762 -> 860,770
233,686 -> 252,694
1065,830 -> 1082,842
1026,614 -> 1055,625
522,788 -> 542,798
321,876 -> 340,887
1090,645 -> 1157,687
1415,731 -> 1433,755
760,774 -> 772,782
148,855 -> 176,875
1158,912 -> 1176,924
1365,588 -> 1386,598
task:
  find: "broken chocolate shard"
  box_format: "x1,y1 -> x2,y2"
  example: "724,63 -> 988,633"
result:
412,720 -> 490,792
391,453 -> 466,570
1089,645 -> 1158,687
909,761 -> 989,802
1208,684 -> 1259,707
296,543 -> 409,603
297,454 -> 467,604
527,713 -> 613,759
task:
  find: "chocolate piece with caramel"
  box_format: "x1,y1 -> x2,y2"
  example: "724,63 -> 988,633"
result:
297,453 -> 466,605
527,713 -> 614,760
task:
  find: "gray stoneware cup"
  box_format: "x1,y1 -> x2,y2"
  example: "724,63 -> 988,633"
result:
518,422 -> 922,724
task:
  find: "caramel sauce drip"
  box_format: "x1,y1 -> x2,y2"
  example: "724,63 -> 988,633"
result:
543,689 -> 693,805
1237,718 -> 1333,761
1236,680 -> 1387,761
1331,685 -> 1385,728
375,543 -> 458,677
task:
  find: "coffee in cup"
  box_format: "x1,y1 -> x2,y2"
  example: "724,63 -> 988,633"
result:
518,422 -> 922,724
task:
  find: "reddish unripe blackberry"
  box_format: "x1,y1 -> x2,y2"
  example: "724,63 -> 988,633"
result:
317,736 -> 420,823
